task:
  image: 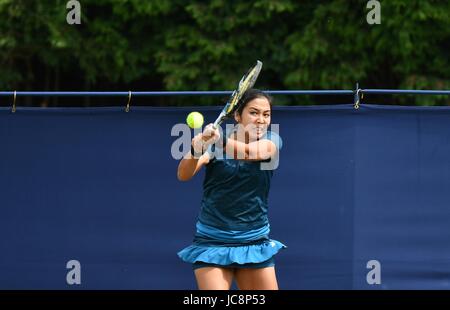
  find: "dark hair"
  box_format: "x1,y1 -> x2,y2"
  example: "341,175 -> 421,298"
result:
235,89 -> 273,116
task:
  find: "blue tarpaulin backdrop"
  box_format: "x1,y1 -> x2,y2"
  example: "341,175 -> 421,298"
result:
1,104 -> 449,289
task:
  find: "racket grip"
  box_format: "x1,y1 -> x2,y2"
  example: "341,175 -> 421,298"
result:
212,113 -> 224,129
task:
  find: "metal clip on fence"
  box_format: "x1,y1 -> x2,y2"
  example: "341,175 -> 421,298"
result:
354,83 -> 363,110
11,90 -> 17,113
125,91 -> 132,112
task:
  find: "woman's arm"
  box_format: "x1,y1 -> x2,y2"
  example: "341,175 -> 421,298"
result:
224,138 -> 277,161
177,152 -> 210,181
177,125 -> 219,181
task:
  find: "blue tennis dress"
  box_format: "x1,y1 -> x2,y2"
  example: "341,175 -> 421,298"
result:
178,131 -> 286,268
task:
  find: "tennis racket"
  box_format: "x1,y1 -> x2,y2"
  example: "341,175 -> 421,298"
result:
212,60 -> 263,129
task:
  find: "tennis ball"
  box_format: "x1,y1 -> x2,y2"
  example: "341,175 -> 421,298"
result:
186,111 -> 204,129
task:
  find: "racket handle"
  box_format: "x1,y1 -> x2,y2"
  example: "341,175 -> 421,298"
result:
212,111 -> 226,129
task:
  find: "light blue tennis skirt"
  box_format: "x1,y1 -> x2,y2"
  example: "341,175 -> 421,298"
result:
177,221 -> 286,269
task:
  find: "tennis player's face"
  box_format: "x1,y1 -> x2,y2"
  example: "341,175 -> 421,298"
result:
235,97 -> 271,140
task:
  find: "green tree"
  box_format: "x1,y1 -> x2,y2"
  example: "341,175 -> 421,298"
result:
285,0 -> 449,105
0,0 -> 448,106
0,0 -> 172,105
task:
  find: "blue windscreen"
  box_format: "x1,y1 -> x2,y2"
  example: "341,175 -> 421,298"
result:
1,104 -> 449,289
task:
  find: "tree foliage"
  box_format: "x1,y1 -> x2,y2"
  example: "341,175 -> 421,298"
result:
0,0 -> 448,106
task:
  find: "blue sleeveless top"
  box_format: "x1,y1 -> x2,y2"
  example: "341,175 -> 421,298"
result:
177,131 -> 286,266
198,131 -> 282,230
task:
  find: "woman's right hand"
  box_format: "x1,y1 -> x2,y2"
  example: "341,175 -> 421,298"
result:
191,124 -> 220,155
201,124 -> 220,145
191,133 -> 205,155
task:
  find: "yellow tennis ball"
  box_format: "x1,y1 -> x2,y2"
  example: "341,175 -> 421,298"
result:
186,111 -> 204,129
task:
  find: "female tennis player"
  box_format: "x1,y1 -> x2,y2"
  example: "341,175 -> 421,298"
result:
177,89 -> 285,290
